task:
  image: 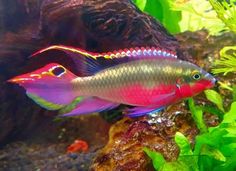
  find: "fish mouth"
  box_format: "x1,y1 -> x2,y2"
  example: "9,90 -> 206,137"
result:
204,73 -> 217,86
210,77 -> 217,86
212,77 -> 217,85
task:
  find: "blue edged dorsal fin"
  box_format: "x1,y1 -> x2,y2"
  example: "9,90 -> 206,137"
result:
31,45 -> 177,76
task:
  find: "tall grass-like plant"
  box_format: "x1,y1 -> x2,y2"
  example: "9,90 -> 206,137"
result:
209,0 -> 236,34
212,46 -> 236,75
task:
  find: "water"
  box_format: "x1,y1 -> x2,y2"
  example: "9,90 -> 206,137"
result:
1,0 -> 236,170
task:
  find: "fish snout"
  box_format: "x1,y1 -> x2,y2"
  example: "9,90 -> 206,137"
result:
204,72 -> 217,86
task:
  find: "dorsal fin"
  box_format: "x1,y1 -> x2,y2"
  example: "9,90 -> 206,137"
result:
31,45 -> 103,59
31,45 -> 178,76
101,47 -> 177,59
31,45 -> 177,59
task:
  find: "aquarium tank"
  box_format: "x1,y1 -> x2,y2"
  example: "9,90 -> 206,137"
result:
0,0 -> 236,171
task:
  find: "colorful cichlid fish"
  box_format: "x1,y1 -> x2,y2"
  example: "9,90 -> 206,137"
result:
8,46 -> 216,117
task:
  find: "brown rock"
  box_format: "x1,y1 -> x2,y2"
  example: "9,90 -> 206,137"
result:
91,103 -> 199,170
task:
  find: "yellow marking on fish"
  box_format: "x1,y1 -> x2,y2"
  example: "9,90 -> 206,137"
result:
33,45 -> 178,61
11,78 -> 34,82
41,71 -> 53,76
35,45 -> 102,59
30,74 -> 42,79
104,55 -> 111,59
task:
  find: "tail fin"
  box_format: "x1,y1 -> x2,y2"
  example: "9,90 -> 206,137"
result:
8,63 -> 79,110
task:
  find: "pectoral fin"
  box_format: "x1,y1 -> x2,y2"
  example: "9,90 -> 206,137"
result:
125,106 -> 165,117
126,91 -> 176,117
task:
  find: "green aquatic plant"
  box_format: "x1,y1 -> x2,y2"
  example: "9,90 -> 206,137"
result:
188,98 -> 207,133
133,0 -> 236,35
172,0 -> 227,35
144,88 -> 236,171
133,0 -> 228,35
204,90 -> 225,112
209,0 -> 236,34
212,46 -> 236,76
133,0 -> 181,34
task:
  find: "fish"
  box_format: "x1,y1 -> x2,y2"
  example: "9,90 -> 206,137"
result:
8,46 -> 216,117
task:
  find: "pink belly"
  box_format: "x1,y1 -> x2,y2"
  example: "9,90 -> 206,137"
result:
101,84 -> 177,106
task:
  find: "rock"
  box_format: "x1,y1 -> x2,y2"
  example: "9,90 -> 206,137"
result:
0,141 -> 97,171
91,102 -> 199,170
0,115 -> 110,171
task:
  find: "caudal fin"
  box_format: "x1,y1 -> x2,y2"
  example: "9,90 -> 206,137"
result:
8,63 -> 79,110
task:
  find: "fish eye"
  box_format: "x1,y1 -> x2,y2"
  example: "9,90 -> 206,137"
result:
192,73 -> 201,80
51,66 -> 66,77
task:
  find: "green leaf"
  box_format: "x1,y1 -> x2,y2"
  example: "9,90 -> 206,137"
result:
188,98 -> 207,133
222,102 -> 236,124
133,0 -> 181,34
233,85 -> 236,102
160,161 -> 190,171
198,144 -> 230,171
172,0 -> 227,35
198,153 -> 224,171
204,90 -> 225,112
175,132 -> 193,156
200,145 -> 226,162
209,0 -> 236,34
221,143 -> 236,156
200,105 -> 224,121
194,129 -> 227,155
143,147 -> 166,170
133,0 -> 147,11
155,0 -> 181,34
214,151 -> 236,171
143,0 -> 163,22
175,132 -> 199,171
212,46 -> 236,75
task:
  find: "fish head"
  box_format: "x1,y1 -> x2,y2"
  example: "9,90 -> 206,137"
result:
176,62 -> 216,98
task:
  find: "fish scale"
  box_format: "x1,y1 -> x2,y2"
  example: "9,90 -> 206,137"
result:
73,59 -> 201,106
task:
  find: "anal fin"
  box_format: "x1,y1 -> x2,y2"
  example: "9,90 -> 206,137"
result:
59,97 -> 119,117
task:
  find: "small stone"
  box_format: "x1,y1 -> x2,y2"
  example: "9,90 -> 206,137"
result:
68,153 -> 78,160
